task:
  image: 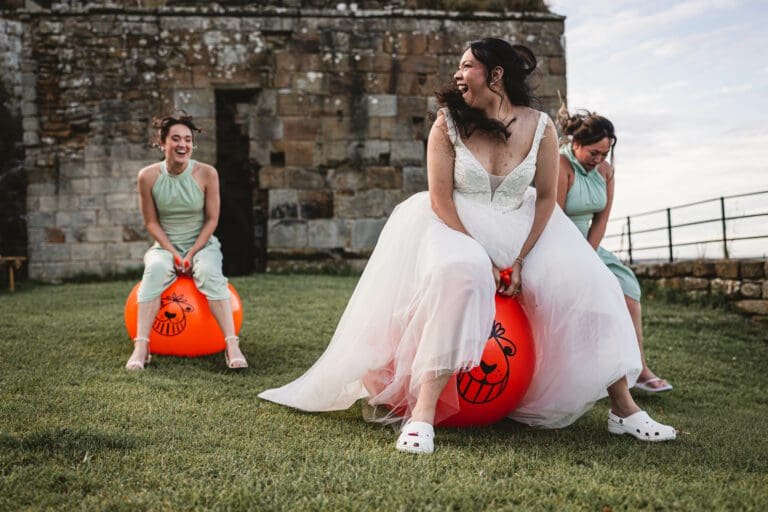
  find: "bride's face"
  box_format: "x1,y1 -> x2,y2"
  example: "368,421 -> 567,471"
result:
453,49 -> 492,108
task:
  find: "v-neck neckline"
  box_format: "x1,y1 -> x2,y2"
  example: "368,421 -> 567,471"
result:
456,112 -> 543,189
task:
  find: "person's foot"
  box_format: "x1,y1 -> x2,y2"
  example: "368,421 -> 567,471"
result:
635,369 -> 673,392
225,336 -> 248,369
608,410 -> 676,441
125,337 -> 151,371
396,421 -> 435,454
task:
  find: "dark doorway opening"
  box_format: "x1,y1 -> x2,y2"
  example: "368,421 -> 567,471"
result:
214,89 -> 265,275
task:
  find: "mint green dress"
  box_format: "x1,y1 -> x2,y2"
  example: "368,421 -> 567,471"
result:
561,145 -> 641,301
137,160 -> 229,302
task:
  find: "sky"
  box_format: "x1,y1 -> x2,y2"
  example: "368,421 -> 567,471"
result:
546,0 -> 768,257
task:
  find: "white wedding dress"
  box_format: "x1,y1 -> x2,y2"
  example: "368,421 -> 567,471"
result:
259,109 -> 641,428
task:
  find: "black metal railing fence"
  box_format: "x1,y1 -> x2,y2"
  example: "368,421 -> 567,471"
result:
603,190 -> 768,263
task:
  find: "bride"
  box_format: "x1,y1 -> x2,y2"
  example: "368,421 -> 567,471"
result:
259,38 -> 676,453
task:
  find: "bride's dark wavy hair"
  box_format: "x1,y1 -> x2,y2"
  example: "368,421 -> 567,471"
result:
435,38 -> 538,140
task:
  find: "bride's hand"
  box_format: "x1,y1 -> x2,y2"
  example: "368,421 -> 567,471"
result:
492,265 -> 501,290
499,262 -> 522,297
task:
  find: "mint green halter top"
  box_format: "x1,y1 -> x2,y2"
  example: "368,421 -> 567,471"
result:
153,159 -> 205,254
560,145 -> 641,301
561,145 -> 607,237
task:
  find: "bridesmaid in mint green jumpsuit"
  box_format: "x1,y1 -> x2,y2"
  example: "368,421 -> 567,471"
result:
125,113 -> 248,371
556,108 -> 672,393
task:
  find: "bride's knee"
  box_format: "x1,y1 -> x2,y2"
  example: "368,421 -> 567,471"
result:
432,258 -> 492,288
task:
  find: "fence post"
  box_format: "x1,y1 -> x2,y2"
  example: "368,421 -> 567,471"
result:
626,216 -> 633,264
666,208 -> 673,262
720,196 -> 729,259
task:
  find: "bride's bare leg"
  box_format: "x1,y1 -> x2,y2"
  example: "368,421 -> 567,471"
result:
410,374 -> 452,424
607,377 -> 641,418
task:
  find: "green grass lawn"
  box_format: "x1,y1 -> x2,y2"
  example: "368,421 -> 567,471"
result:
1,275 -> 767,511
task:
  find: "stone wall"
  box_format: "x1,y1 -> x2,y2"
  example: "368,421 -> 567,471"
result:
632,259 -> 768,323
13,4 -> 565,282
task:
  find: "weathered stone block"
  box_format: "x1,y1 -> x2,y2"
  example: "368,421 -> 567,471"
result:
268,219 -> 307,249
350,218 -> 386,251
269,189 -> 299,219
29,243 -> 70,263
403,166 -> 427,193
172,89 -> 215,118
711,278 -> 741,298
251,116 -> 283,141
681,277 -> 709,291
283,117 -> 319,141
714,259 -> 740,279
287,168 -> 327,190
367,95 -> 397,117
45,227 -> 65,244
329,169 -> 365,192
631,264 -> 649,277
659,263 -> 676,278
671,260 -> 693,276
259,167 -> 292,188
366,166 -> 402,189
85,226 -> 123,243
740,260 -> 765,279
307,219 -> 348,249
298,190 -> 333,219
281,141 -> 316,167
105,193 -> 137,211
391,140 -> 424,165
692,260 -> 716,277
548,56 -> 566,75
764,280 -> 768,300
347,140 -> 390,163
71,242 -> 107,261
734,300 -> 768,316
741,281 -> 763,299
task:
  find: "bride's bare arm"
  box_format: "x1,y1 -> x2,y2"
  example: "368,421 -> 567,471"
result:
519,118 -> 559,261
426,112 -> 471,236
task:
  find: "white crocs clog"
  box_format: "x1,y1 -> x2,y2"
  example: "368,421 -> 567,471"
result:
396,421 -> 435,454
608,410 -> 677,442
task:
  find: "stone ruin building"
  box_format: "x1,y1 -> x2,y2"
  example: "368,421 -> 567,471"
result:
0,0 -> 565,283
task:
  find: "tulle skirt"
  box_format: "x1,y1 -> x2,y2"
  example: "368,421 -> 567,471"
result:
259,189 -> 641,428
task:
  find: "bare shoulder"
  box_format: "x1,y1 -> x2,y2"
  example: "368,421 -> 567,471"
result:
138,163 -> 161,184
429,110 -> 451,140
558,152 -> 574,176
597,161 -> 614,181
193,161 -> 219,179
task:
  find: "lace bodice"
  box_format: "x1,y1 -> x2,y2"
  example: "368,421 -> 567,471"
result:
442,108 -> 548,213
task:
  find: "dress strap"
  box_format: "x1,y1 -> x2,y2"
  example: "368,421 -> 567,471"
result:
440,107 -> 460,146
529,112 -> 549,157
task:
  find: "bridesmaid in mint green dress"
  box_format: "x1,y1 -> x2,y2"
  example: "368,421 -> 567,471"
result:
556,108 -> 672,393
124,113 -> 248,371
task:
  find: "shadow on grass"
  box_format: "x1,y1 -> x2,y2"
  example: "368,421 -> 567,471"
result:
0,428 -> 138,457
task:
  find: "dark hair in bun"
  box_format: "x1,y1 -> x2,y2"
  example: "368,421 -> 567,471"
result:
436,38 -> 538,140
151,110 -> 202,146
557,104 -> 617,152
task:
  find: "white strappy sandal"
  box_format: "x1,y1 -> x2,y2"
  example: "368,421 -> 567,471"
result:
125,337 -> 151,371
608,410 -> 677,441
396,421 -> 435,454
224,336 -> 248,369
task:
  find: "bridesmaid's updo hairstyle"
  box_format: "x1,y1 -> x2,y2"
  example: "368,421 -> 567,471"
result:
436,38 -> 538,140
557,105 -> 617,152
150,110 -> 202,147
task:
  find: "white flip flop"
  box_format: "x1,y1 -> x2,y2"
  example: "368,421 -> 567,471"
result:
634,377 -> 673,393
608,410 -> 677,442
396,421 -> 435,454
